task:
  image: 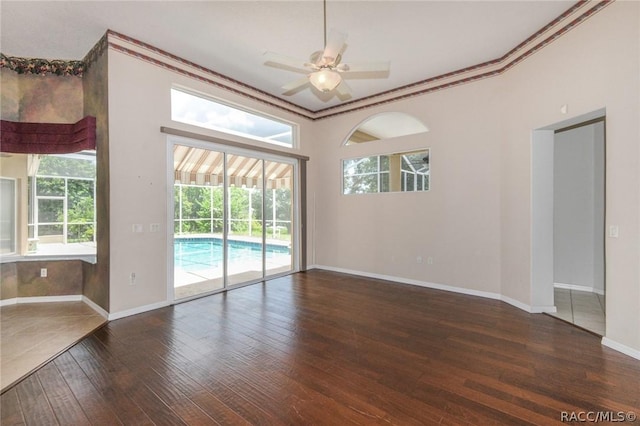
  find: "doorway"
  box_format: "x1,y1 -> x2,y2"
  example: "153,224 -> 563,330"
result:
170,140 -> 297,301
550,119 -> 605,334
531,110 -> 606,335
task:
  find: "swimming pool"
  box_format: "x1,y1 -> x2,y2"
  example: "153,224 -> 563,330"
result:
174,237 -> 290,273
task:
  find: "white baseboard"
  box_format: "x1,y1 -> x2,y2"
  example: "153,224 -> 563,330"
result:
0,295 -> 83,306
530,305 -> 557,313
310,266 -> 558,315
499,295 -> 533,312
554,282 -> 605,295
0,294 -> 167,321
0,294 -> 110,320
0,298 -> 17,307
498,298 -> 556,314
108,300 -> 170,321
82,296 -> 109,319
602,337 -> 640,361
311,264 -> 505,300
1,295 -> 174,322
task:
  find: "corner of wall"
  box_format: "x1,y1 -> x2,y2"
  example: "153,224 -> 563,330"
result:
82,38 -> 110,312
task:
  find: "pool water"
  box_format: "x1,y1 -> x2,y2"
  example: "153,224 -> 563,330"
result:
174,238 -> 290,273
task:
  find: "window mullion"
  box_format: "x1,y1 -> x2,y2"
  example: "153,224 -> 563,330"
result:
63,177 -> 68,244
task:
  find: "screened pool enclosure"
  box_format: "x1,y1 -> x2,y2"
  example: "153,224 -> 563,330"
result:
27,152 -> 96,255
172,143 -> 296,299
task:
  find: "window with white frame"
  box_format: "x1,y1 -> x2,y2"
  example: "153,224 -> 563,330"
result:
0,178 -> 17,254
171,88 -> 295,147
342,155 -> 390,194
343,149 -> 429,195
28,151 -> 96,252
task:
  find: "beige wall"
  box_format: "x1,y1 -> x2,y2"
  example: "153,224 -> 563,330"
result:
500,2 -> 639,351
106,48 -> 314,314
310,2 -> 639,353
0,69 -> 85,256
0,70 -> 84,123
82,49 -> 110,311
310,77 -> 503,295
1,260 -> 84,299
1,70 -> 20,121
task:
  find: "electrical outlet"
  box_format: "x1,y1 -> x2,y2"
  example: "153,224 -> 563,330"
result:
129,272 -> 136,285
40,268 -> 47,278
150,223 -> 160,233
417,256 -> 423,264
427,257 -> 434,265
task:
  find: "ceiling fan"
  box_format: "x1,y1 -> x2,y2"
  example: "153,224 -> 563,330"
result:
263,0 -> 390,98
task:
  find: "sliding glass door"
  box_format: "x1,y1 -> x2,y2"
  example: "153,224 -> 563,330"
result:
226,153 -> 264,286
264,161 -> 293,276
172,142 -> 296,300
173,145 -> 225,299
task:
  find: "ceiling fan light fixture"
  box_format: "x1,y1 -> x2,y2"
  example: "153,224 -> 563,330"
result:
309,68 -> 342,92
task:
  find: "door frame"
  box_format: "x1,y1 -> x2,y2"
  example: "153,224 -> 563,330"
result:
531,108 -> 606,316
166,133 -> 305,304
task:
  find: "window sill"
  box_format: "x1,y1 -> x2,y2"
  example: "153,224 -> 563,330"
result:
0,253 -> 97,264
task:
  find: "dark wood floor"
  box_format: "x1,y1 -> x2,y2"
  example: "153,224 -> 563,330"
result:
2,270 -> 639,425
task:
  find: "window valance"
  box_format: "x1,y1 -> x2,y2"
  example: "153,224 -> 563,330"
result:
0,116 -> 96,154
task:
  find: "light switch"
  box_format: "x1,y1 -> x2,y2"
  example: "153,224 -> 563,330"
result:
608,225 -> 619,238
132,224 -> 143,233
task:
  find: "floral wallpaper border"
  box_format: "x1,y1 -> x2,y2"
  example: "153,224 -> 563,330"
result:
0,53 -> 85,77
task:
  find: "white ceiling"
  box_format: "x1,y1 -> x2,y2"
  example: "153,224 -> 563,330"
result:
1,1 -> 576,112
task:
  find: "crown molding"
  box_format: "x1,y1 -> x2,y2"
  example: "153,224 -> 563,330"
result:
0,0 -> 612,120
312,0 -> 612,119
105,30 -> 314,121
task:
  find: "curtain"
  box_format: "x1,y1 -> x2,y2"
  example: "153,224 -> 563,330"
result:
0,116 -> 96,154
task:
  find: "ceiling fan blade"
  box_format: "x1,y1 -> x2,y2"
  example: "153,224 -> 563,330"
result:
264,51 -> 310,74
282,76 -> 310,96
335,80 -> 352,100
338,61 -> 390,74
321,30 -> 347,65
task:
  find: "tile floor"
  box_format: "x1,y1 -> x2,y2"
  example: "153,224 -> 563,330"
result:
549,288 -> 605,335
0,301 -> 106,392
